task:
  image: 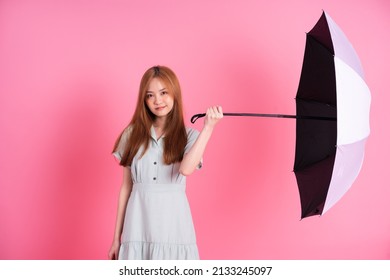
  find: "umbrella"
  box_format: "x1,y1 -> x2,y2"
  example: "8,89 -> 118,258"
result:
191,11 -> 371,219
294,11 -> 370,218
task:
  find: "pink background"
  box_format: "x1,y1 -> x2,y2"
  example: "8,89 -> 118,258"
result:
1,0 -> 389,260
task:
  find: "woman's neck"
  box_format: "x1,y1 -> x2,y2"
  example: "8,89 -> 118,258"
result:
153,117 -> 166,139
153,117 -> 166,127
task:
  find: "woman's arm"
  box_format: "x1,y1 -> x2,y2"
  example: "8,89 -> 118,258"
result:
108,167 -> 133,260
179,106 -> 223,176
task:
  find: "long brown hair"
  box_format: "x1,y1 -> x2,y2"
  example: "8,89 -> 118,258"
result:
113,66 -> 188,166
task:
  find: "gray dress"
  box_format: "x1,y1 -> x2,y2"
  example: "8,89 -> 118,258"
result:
113,126 -> 201,260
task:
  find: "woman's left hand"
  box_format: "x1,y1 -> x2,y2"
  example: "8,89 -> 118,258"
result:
180,105 -> 223,176
204,106 -> 223,129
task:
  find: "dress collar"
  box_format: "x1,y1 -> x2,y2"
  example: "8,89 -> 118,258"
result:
150,126 -> 165,142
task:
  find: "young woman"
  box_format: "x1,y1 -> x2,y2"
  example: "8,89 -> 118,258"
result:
108,65 -> 223,260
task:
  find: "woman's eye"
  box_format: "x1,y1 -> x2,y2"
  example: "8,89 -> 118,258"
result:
161,91 -> 168,95
146,93 -> 153,99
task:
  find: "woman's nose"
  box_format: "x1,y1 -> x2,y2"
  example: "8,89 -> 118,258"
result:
154,95 -> 162,104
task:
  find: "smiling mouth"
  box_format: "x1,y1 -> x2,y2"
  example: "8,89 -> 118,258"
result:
155,106 -> 166,111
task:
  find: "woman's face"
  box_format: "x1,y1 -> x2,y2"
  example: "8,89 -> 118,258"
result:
145,78 -> 174,120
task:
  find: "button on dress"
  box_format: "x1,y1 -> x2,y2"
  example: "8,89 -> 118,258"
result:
113,126 -> 201,260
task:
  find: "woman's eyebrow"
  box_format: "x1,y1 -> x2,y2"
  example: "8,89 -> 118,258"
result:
146,88 -> 166,94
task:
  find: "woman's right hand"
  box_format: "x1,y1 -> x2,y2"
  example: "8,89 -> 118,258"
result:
108,239 -> 121,260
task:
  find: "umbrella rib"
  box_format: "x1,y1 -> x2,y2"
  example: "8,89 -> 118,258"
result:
190,113 -> 336,123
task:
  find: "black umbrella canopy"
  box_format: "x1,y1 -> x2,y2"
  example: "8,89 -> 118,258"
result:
294,11 -> 370,218
294,12 -> 338,218
191,11 -> 370,219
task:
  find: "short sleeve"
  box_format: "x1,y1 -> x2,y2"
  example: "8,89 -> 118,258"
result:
112,126 -> 131,163
185,127 -> 202,169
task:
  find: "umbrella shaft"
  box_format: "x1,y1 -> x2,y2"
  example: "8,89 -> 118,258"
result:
190,113 -> 336,123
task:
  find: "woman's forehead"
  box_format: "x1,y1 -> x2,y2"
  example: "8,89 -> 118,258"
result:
147,77 -> 170,91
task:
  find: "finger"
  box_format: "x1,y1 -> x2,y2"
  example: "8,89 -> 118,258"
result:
207,107 -> 215,118
208,107 -> 215,116
206,106 -> 223,120
206,107 -> 211,117
211,106 -> 219,116
211,106 -> 222,118
217,106 -> 223,115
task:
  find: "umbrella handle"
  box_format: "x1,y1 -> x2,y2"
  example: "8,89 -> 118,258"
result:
190,113 -> 206,124
190,112 -> 288,124
190,113 -> 336,123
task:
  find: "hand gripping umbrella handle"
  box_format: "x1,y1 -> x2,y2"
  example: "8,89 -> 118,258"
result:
190,113 -> 336,123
